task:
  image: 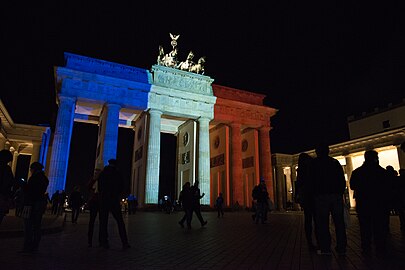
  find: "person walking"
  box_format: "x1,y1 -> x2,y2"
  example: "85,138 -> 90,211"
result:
295,152 -> 318,250
350,150 -> 390,256
190,181 -> 207,227
69,186 -> 83,224
310,143 -> 347,255
98,159 -> 130,250
215,193 -> 224,218
0,149 -> 15,225
178,182 -> 193,229
21,162 -> 49,253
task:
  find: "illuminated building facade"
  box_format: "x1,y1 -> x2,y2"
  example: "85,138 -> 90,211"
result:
0,100 -> 50,180
272,100 -> 405,210
49,52 -> 277,208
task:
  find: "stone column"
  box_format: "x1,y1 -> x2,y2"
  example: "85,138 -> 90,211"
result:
345,155 -> 355,208
198,117 -> 211,205
0,137 -> 6,150
30,142 -> 41,164
397,145 -> 405,169
48,96 -> 76,195
230,122 -> 243,206
99,103 -> 121,166
259,127 -> 274,201
11,147 -> 19,176
275,165 -> 285,211
28,142 -> 41,178
145,109 -> 162,204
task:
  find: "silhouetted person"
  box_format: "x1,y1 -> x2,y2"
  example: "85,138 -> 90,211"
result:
310,143 -> 347,255
21,162 -> 49,253
0,149 -> 14,225
69,186 -> 83,224
87,168 -> 101,247
385,165 -> 398,233
58,190 -> 66,215
190,181 -> 207,227
50,190 -> 59,215
398,169 -> 405,231
252,181 -> 269,224
98,159 -> 130,249
215,193 -> 224,218
178,182 -> 193,229
127,194 -> 137,214
295,152 -> 318,250
350,150 -> 389,256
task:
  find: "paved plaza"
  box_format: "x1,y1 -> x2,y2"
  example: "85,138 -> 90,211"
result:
1,210 -> 405,270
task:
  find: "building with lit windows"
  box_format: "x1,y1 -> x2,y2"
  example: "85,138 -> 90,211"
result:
272,100 -> 405,210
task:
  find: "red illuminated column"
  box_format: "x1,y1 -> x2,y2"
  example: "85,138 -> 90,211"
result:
259,127 -> 274,201
230,122 -> 243,206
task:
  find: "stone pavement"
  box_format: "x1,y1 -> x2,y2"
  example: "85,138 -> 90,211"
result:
0,210 -> 404,270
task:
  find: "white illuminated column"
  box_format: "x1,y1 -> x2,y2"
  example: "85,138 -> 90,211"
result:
145,109 -> 162,204
48,96 -> 76,194
29,141 -> 41,177
198,117 -> 211,205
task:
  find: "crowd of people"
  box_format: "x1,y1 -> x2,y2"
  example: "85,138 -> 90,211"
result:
295,142 -> 405,257
0,141 -> 404,257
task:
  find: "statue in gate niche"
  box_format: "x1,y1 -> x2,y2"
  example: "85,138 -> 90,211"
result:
157,33 -> 206,75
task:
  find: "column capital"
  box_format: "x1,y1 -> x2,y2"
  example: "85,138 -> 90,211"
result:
229,122 -> 241,128
149,109 -> 162,116
58,95 -> 76,104
259,126 -> 271,132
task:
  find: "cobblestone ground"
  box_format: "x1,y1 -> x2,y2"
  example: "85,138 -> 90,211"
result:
0,211 -> 404,270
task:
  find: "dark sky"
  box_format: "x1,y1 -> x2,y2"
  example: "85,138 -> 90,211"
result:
1,2 -> 404,155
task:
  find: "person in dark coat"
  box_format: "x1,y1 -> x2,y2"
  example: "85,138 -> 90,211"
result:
215,192 -> 224,218
190,181 -> 207,227
21,162 -> 49,253
295,152 -> 318,250
178,182 -> 193,229
87,168 -> 101,247
50,190 -> 59,215
98,159 -> 130,249
0,149 -> 15,225
350,150 -> 390,255
252,181 -> 269,224
69,186 -> 83,224
310,143 -> 347,255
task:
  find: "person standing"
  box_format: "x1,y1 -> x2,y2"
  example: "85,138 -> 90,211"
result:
0,149 -> 14,225
98,159 -> 130,249
50,190 -> 59,215
350,150 -> 390,256
252,181 -> 269,224
178,182 -> 193,229
190,181 -> 207,227
87,168 -> 101,247
295,152 -> 318,250
69,186 -> 83,224
21,162 -> 49,253
310,143 -> 347,255
215,193 -> 224,218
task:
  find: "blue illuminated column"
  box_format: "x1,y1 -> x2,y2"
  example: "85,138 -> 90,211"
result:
48,96 -> 76,195
198,117 -> 211,205
98,103 -> 121,166
145,109 -> 162,204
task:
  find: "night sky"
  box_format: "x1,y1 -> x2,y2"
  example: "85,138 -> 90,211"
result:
1,2 -> 403,193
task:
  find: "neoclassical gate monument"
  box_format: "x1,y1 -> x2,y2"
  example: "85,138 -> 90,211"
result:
49,35 -> 277,207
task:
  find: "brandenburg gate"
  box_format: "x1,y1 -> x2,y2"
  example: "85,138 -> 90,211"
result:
48,35 -> 277,208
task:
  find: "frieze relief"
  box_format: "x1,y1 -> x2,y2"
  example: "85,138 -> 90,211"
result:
152,65 -> 213,96
215,105 -> 268,123
63,78 -> 143,100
